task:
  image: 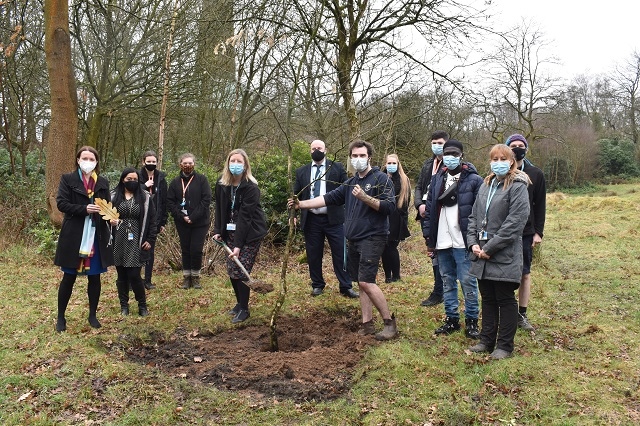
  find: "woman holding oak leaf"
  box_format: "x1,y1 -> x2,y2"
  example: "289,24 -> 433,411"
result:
54,146 -> 114,332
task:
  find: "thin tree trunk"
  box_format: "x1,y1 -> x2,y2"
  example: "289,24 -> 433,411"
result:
158,0 -> 179,170
44,0 -> 78,226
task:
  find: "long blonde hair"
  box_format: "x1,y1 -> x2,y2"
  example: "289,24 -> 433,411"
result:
484,144 -> 531,188
220,149 -> 258,186
383,153 -> 411,208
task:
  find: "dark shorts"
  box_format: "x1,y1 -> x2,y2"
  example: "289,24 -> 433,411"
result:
347,235 -> 387,283
522,234 -> 533,275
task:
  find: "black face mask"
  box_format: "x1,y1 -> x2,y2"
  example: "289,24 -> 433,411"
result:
311,150 -> 326,162
511,147 -> 527,161
124,181 -> 139,192
144,163 -> 157,171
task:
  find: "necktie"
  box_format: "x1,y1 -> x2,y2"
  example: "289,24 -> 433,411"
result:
312,164 -> 322,198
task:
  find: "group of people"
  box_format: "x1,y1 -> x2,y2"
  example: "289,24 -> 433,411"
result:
54,147 -> 268,331
415,131 -> 546,359
54,133 -> 546,359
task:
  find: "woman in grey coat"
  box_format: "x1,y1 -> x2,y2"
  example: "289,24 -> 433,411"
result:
467,144 -> 530,360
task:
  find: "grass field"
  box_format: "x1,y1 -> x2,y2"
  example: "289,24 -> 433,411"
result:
1,183 -> 639,425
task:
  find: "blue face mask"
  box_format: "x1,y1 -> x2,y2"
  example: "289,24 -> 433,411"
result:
386,164 -> 398,173
442,155 -> 461,170
431,144 -> 444,156
229,163 -> 244,176
491,161 -> 511,176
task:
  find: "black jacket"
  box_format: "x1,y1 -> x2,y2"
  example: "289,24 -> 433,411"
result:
167,172 -> 212,227
293,159 -> 348,228
414,156 -> 444,220
387,171 -> 410,241
213,179 -> 267,248
54,171 -> 114,270
521,162 -> 546,238
139,167 -> 168,228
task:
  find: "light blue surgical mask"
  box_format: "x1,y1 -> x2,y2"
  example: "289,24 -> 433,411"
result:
229,163 -> 244,176
491,161 -> 511,176
431,144 -> 444,156
442,155 -> 460,170
386,164 -> 398,173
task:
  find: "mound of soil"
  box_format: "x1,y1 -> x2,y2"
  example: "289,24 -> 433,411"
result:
124,307 -> 377,402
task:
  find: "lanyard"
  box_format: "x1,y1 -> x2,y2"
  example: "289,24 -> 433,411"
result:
483,178 -> 501,225
230,185 -> 238,211
181,175 -> 194,201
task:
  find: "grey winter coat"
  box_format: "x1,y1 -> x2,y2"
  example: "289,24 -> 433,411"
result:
467,172 -> 530,283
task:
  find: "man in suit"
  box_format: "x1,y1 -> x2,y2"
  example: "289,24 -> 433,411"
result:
294,139 -> 358,298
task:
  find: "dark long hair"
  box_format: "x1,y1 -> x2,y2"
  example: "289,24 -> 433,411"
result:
112,168 -> 146,216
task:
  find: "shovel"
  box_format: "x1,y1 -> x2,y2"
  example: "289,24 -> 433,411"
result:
213,238 -> 274,294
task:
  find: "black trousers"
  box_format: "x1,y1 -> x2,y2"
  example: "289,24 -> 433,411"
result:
115,265 -> 146,308
174,221 -> 208,273
144,239 -> 156,283
303,213 -> 351,291
381,239 -> 401,280
478,279 -> 520,352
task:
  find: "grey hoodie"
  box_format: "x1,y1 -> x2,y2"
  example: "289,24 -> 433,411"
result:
467,171 -> 530,283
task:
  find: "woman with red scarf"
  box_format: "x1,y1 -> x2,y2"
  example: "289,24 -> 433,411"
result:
54,146 -> 114,332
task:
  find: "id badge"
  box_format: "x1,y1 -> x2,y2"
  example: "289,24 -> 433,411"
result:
128,232 -> 135,241
181,208 -> 188,215
479,231 -> 488,241
226,223 -> 236,231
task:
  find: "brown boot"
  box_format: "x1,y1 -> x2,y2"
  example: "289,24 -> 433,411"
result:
375,314 -> 398,341
357,320 -> 376,336
191,276 -> 202,289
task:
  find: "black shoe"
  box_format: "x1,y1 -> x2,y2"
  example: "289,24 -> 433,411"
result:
121,306 -> 130,316
228,304 -> 241,315
385,276 -> 393,283
88,316 -> 102,329
311,287 -> 324,296
434,317 -> 460,335
341,289 -> 359,298
139,306 -> 149,317
465,318 -> 480,339
55,317 -> 67,333
518,313 -> 535,331
420,293 -> 444,307
144,281 -> 156,290
180,276 -> 191,289
232,309 -> 250,323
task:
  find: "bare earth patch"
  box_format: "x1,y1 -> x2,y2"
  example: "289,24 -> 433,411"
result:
124,307 -> 377,402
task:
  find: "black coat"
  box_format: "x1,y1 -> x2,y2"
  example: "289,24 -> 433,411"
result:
414,156 -> 444,220
167,172 -> 212,227
139,167 -> 168,228
293,160 -> 348,228
213,179 -> 268,249
54,171 -> 114,270
387,172 -> 411,242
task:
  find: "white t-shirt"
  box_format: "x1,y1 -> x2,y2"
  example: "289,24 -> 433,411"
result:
436,173 -> 464,250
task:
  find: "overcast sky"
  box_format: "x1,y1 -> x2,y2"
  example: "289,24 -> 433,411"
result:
494,0 -> 639,78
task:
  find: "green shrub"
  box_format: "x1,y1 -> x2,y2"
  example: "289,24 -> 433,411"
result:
597,138 -> 640,177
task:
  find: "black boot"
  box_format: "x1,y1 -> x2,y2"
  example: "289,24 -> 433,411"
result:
138,303 -> 149,317
87,275 -> 101,329
465,318 -> 480,339
434,316 -> 460,335
116,279 -> 129,316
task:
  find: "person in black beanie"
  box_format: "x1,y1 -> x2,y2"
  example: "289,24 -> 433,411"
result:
110,167 -> 157,317
212,149 -> 267,323
139,150 -> 168,290
167,153 -> 212,289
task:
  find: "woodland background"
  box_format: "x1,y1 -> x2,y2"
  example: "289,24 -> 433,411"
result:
1,0 -> 640,246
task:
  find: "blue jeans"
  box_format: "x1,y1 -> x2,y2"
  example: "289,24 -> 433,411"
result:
438,248 -> 479,320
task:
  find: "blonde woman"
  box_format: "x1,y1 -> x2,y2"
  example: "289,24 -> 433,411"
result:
381,154 -> 411,282
467,144 -> 531,360
212,149 -> 267,323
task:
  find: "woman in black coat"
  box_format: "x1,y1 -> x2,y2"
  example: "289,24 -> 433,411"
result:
212,149 -> 267,324
139,150 -> 168,289
166,153 -> 212,289
54,146 -> 114,332
381,153 -> 411,282
110,167 -> 157,317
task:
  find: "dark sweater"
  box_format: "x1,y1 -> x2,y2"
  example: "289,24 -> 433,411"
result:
166,172 -> 212,227
323,167 -> 396,241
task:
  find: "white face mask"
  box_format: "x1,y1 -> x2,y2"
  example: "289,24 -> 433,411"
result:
350,157 -> 368,173
78,160 -> 97,174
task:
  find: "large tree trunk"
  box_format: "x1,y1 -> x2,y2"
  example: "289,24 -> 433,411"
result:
44,0 -> 78,226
